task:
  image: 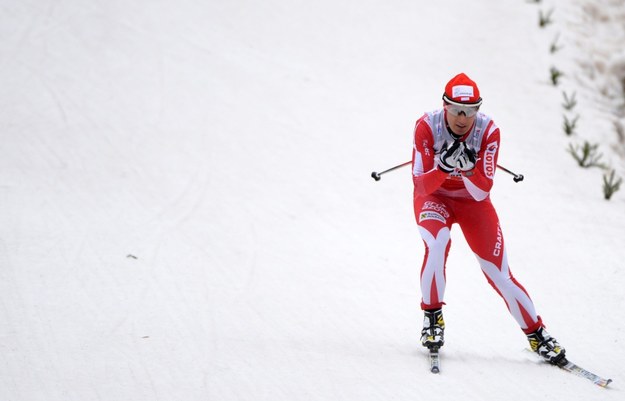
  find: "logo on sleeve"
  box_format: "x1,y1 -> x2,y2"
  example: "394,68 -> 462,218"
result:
484,143 -> 497,179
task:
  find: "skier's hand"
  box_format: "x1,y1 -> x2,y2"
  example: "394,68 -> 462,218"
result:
456,146 -> 477,172
437,141 -> 463,173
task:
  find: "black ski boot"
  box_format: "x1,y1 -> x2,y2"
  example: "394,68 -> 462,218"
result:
527,326 -> 567,366
421,308 -> 445,349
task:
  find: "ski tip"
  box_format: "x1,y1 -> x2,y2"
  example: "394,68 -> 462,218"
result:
431,366 -> 440,374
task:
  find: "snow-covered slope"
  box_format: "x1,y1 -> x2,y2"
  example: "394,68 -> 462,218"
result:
0,1 -> 623,400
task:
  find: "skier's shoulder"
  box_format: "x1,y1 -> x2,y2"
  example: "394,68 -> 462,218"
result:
476,110 -> 494,125
475,111 -> 500,138
415,110 -> 437,135
416,108 -> 444,131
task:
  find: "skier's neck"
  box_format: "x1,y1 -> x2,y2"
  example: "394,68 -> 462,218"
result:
446,123 -> 465,140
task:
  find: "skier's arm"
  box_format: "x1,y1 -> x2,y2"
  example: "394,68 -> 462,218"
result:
461,123 -> 500,201
412,117 -> 447,196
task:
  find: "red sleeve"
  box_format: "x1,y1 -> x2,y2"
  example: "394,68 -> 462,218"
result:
412,115 -> 447,196
461,122 -> 500,200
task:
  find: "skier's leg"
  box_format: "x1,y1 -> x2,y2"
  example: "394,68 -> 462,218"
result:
413,195 -> 454,310
456,198 -> 542,333
414,195 -> 454,348
458,199 -> 566,364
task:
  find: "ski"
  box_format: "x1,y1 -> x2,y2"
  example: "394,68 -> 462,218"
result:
557,359 -> 612,388
429,347 -> 440,374
525,349 -> 612,387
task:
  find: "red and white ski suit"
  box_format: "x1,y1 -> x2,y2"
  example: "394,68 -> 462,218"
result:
411,109 -> 542,334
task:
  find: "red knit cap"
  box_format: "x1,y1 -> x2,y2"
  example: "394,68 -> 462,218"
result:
442,73 -> 482,106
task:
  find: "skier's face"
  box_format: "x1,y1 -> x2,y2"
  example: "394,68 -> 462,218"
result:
445,105 -> 477,136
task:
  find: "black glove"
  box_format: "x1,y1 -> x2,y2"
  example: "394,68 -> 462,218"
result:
437,141 -> 463,173
456,146 -> 477,172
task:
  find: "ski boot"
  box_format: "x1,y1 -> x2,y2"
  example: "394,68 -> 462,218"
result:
527,326 -> 567,366
421,308 -> 445,350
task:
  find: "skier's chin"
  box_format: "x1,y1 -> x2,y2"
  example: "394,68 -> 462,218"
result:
454,125 -> 469,135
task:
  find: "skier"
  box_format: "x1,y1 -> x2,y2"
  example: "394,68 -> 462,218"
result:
411,72 -> 566,365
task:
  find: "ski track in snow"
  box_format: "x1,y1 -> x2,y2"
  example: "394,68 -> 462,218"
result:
0,0 -> 623,400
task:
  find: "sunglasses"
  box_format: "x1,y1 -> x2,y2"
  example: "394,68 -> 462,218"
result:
445,104 -> 479,117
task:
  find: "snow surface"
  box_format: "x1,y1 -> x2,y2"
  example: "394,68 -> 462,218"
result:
1,0 -> 624,400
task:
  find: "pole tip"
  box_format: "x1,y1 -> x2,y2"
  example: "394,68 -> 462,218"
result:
371,171 -> 381,181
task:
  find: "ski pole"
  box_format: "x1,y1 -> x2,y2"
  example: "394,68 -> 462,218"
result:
371,161 -> 524,183
370,161 -> 412,181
